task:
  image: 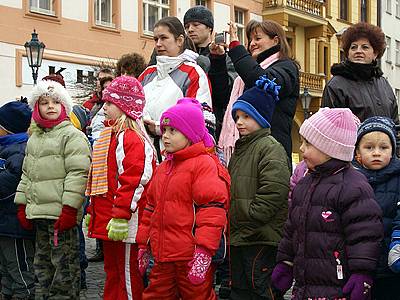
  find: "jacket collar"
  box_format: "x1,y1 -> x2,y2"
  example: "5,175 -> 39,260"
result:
166,141 -> 208,161
256,45 -> 280,64
235,128 -> 271,150
330,59 -> 383,81
156,49 -> 199,78
353,158 -> 400,184
310,159 -> 350,177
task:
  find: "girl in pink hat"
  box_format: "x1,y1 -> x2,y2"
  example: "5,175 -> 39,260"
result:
85,75 -> 156,300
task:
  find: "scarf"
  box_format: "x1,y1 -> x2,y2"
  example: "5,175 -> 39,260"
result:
32,102 -> 68,129
331,59 -> 383,81
218,52 -> 280,163
0,132 -> 29,147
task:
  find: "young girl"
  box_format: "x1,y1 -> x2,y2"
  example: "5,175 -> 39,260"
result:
15,80 -> 91,299
272,108 -> 384,300
85,75 -> 156,300
136,98 -> 229,300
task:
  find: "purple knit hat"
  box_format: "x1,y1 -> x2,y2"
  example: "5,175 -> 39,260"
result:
160,98 -> 214,147
299,107 -> 360,161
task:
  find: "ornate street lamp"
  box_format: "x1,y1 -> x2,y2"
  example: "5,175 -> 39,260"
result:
24,29 -> 45,85
301,87 -> 312,119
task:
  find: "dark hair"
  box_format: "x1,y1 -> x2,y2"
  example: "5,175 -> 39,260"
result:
245,19 -> 292,60
154,16 -> 196,54
341,22 -> 386,59
115,53 -> 147,77
97,67 -> 113,78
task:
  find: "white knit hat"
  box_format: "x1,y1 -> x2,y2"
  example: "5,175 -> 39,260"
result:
29,80 -> 73,114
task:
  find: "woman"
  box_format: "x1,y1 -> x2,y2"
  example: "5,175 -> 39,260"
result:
215,20 -> 299,164
138,16 -> 212,161
322,22 -> 398,123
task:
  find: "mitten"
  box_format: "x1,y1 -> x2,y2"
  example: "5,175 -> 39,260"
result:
138,248 -> 151,277
343,273 -> 373,300
187,246 -> 212,285
17,205 -> 33,230
271,262 -> 294,293
106,218 -> 129,241
84,214 -> 91,228
54,205 -> 78,232
389,230 -> 400,273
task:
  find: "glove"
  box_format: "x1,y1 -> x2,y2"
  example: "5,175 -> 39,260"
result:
106,218 -> 129,241
187,246 -> 212,285
389,230 -> 400,273
84,214 -> 91,228
138,247 -> 151,277
54,205 -> 78,232
343,273 -> 373,300
271,262 -> 294,293
17,205 -> 33,230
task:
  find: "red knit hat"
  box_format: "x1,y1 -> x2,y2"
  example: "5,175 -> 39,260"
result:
102,75 -> 145,120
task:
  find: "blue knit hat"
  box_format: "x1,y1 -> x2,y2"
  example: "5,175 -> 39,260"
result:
231,76 -> 281,128
356,116 -> 397,155
0,100 -> 32,134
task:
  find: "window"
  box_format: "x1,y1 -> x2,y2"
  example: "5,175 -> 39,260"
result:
143,0 -> 170,34
195,0 -> 207,6
235,9 -> 245,45
360,0 -> 368,21
396,0 -> 400,17
77,70 -> 95,84
395,89 -> 400,103
29,0 -> 55,15
340,0 -> 349,20
95,0 -> 114,28
387,0 -> 392,13
396,40 -> 400,65
386,36 -> 392,63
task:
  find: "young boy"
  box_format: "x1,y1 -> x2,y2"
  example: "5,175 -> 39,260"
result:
0,99 -> 35,300
354,116 -> 400,299
228,77 -> 291,300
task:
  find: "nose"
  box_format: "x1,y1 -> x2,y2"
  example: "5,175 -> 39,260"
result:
249,39 -> 256,47
155,39 -> 162,47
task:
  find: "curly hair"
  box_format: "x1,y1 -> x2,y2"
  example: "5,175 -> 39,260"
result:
115,53 -> 147,77
341,22 -> 386,59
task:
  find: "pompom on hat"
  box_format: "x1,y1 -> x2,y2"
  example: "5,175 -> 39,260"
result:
184,6 -> 214,29
102,75 -> 145,120
0,100 -> 32,133
299,107 -> 360,162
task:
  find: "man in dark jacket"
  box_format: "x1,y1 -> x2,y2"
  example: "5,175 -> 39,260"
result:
0,99 -> 34,300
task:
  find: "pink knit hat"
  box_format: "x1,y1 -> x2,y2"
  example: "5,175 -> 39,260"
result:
160,98 -> 214,147
102,75 -> 145,120
299,108 -> 360,161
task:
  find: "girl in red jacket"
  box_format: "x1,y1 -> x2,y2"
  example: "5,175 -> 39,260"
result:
86,76 -> 156,300
136,98 -> 230,300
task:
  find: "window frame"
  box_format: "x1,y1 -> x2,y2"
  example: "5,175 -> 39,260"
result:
234,8 -> 246,46
387,0 -> 392,13
89,0 -> 121,33
142,0 -> 171,36
386,36 -> 392,64
24,0 -> 61,22
395,40 -> 400,65
339,0 -> 349,21
396,0 -> 400,17
360,0 -> 370,22
94,0 -> 115,28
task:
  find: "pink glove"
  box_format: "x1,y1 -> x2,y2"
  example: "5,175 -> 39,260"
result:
187,246 -> 212,285
138,248 -> 151,277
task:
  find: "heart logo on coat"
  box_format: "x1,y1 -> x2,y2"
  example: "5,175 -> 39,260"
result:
322,211 -> 334,222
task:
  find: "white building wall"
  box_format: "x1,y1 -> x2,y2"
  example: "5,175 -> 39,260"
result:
250,13 -> 262,22
122,0 -> 138,32
177,0 -> 191,22
214,2 -> 230,35
0,0 -> 22,9
62,0 -> 88,22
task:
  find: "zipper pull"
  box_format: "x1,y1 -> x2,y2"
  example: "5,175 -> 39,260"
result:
334,251 -> 343,280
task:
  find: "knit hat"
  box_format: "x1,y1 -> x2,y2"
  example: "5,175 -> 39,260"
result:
29,80 -> 73,114
42,73 -> 66,87
356,116 -> 397,155
102,75 -> 145,120
0,100 -> 32,133
184,6 -> 214,29
160,98 -> 214,147
299,107 -> 360,162
232,76 -> 281,128
70,105 -> 90,131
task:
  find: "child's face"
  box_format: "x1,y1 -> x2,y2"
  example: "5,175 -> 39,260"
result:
103,102 -> 123,120
38,96 -> 62,121
234,110 -> 262,136
162,126 -> 191,153
356,131 -> 392,170
300,137 -> 331,170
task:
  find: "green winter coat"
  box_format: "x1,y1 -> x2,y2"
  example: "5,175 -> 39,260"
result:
228,128 -> 290,247
15,121 -> 91,223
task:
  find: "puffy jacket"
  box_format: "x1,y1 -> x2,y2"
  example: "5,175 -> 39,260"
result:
228,128 -> 290,247
0,134 -> 34,239
15,121 -> 91,222
87,129 -> 156,243
277,159 -> 383,299
354,158 -> 400,278
136,142 -> 230,262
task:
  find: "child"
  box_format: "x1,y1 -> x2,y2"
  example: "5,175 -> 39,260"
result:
136,98 -> 229,300
0,100 -> 35,300
85,75 -> 156,300
272,108 -> 384,300
353,116 -> 400,299
228,77 -> 290,300
14,80 -> 91,299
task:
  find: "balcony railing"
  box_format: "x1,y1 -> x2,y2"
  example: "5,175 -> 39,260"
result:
264,0 -> 324,17
300,72 -> 325,91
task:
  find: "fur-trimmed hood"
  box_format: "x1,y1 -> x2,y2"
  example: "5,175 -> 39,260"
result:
29,80 -> 73,114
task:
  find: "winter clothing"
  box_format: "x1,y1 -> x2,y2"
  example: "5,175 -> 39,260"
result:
288,161 -> 308,204
0,101 -> 32,134
342,273 -> 373,300
187,246 -> 212,285
160,98 -> 214,148
271,262 -> 293,293
389,230 -> 400,272
300,107 -> 360,162
138,248 -> 151,277
102,75 -> 146,120
277,159 -> 383,299
106,218 -> 129,241
16,205 -> 33,231
54,205 -> 78,232
42,73 -> 66,87
32,100 -> 69,129
70,105 -> 90,132
322,60 -> 399,123
183,5 -> 214,29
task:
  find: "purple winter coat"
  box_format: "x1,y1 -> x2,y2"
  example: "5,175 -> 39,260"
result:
277,159 -> 383,299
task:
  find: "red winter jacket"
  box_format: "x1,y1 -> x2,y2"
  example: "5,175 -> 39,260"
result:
88,129 -> 156,243
136,142 -> 230,262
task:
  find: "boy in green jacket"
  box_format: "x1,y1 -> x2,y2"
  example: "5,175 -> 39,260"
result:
228,76 -> 290,300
